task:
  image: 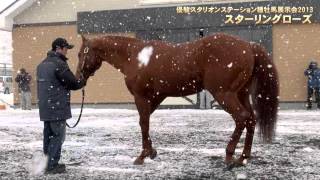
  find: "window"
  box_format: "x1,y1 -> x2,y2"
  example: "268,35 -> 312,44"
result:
5,77 -> 12,83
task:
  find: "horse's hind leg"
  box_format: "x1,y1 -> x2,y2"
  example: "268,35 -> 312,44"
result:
237,88 -> 256,164
210,91 -> 251,166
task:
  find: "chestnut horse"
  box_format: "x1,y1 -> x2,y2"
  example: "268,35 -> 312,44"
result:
76,34 -> 279,167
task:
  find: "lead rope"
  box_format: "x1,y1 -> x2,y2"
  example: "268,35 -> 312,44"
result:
67,88 -> 85,128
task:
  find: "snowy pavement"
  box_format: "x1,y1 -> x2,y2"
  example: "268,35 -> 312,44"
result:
0,108 -> 319,179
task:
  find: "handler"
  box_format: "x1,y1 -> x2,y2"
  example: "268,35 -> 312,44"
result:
37,37 -> 86,174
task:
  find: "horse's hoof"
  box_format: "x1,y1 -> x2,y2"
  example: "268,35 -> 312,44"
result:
224,156 -> 246,170
225,161 -> 243,170
224,156 -> 235,165
149,149 -> 157,159
133,157 -> 144,165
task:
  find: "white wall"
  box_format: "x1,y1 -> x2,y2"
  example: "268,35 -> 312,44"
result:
0,30 -> 12,64
14,0 -> 140,24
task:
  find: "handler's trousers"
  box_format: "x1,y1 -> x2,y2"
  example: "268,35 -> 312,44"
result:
200,90 -> 213,109
43,120 -> 66,169
20,91 -> 31,110
307,87 -> 320,108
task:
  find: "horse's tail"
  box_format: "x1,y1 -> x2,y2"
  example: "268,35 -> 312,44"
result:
251,43 -> 279,143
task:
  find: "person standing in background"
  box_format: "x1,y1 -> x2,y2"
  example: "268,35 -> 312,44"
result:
304,61 -> 320,109
15,68 -> 32,110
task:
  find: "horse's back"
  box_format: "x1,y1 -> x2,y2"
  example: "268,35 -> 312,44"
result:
132,33 -> 256,96
194,33 -> 256,92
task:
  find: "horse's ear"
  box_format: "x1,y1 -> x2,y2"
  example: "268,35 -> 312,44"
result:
81,34 -> 87,42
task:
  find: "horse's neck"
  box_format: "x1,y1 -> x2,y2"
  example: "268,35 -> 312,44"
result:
100,36 -> 140,74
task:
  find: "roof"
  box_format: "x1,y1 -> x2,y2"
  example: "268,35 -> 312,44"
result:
0,0 -> 36,31
0,0 -> 19,14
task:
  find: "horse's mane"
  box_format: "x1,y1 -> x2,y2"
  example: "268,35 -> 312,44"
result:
90,35 -> 193,48
91,35 -> 142,45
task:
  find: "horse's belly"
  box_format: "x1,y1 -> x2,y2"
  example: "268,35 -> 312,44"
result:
155,78 -> 203,97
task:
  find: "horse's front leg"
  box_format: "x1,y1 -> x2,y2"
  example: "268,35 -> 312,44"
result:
133,96 -> 157,165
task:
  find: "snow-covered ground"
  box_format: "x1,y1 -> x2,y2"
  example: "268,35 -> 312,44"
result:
0,108 -> 319,179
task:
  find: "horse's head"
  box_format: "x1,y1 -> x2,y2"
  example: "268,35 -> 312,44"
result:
76,35 -> 103,80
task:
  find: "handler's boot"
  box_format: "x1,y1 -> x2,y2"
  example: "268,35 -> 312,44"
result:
45,164 -> 66,174
306,102 -> 312,110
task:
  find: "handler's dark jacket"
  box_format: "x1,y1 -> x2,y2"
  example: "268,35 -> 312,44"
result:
37,51 -> 85,121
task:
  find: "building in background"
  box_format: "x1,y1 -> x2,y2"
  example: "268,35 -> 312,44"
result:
0,30 -> 12,64
0,0 -> 319,108
0,29 -> 13,94
0,63 -> 13,94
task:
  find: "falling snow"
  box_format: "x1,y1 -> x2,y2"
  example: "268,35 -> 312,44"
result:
0,2 -> 319,179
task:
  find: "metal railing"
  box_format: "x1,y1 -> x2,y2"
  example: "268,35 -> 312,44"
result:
0,63 -> 12,76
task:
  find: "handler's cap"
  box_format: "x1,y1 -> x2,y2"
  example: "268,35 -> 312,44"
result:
52,37 -> 74,50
